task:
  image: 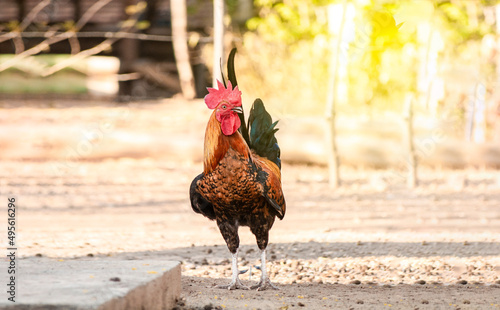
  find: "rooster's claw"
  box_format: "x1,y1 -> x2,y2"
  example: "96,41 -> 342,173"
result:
217,279 -> 250,290
251,278 -> 279,291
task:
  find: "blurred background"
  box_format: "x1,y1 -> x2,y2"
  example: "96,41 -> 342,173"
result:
0,0 -> 499,176
1,2 -> 500,303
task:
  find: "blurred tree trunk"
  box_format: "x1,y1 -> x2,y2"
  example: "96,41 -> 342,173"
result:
404,94 -> 417,188
325,0 -> 347,189
171,0 -> 196,99
213,0 -> 225,87
118,0 -> 139,99
466,83 -> 487,143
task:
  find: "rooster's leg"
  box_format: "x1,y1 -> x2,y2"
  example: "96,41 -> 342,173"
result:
251,249 -> 279,291
216,221 -> 249,290
217,249 -> 249,290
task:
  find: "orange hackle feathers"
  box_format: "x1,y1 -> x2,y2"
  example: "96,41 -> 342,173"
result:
203,111 -> 250,175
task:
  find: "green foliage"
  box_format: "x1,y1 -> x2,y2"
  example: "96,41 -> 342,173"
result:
351,2 -> 412,108
240,0 -> 497,116
436,1 -> 495,44
247,0 -> 329,44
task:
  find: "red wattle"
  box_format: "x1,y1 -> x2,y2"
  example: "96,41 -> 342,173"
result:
220,113 -> 241,135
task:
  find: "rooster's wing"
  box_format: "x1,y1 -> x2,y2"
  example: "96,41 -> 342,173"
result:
189,173 -> 216,220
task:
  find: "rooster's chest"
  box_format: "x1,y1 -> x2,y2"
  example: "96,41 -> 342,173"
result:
197,149 -> 264,210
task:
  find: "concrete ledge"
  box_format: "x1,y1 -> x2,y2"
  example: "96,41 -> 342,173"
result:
1,260 -> 181,310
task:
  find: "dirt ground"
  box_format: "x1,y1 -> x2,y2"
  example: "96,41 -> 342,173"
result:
1,100 -> 500,309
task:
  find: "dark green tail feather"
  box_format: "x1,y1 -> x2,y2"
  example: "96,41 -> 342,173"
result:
225,48 -> 281,170
248,99 -> 281,169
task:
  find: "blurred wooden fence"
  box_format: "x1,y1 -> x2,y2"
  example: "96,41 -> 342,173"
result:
0,0 -> 214,98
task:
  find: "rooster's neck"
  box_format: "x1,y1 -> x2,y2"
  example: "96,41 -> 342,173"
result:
203,111 -> 250,175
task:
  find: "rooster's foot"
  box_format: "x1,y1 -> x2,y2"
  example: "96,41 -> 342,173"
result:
251,277 -> 279,291
217,278 -> 250,290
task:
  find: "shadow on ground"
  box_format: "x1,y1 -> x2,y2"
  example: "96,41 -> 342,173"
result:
99,241 -> 500,261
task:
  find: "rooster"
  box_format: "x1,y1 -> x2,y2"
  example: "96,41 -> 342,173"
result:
189,49 -> 285,291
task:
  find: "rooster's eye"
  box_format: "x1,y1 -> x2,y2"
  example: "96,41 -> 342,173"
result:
221,104 -> 227,109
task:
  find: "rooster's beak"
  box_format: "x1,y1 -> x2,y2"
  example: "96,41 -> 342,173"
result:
232,106 -> 243,114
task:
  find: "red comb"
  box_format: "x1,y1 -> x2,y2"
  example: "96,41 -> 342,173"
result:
204,80 -> 242,109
